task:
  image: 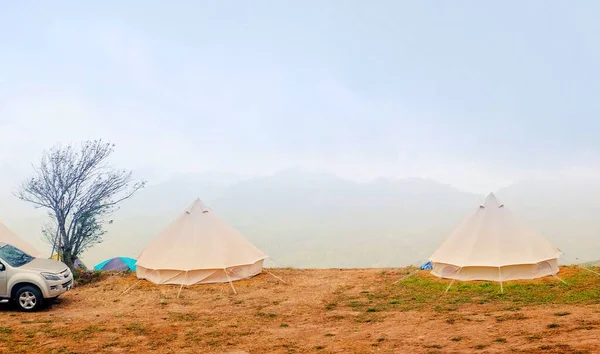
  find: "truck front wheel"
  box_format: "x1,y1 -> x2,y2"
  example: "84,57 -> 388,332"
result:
15,286 -> 44,312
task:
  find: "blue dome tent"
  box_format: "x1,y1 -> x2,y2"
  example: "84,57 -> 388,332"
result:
419,261 -> 433,270
94,257 -> 137,271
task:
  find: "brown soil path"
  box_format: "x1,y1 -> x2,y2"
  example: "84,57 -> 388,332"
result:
0,269 -> 598,353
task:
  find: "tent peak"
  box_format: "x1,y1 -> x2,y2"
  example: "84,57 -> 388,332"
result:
187,198 -> 211,214
483,193 -> 502,208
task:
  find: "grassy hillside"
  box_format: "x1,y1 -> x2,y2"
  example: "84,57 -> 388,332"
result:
1,267 -> 600,353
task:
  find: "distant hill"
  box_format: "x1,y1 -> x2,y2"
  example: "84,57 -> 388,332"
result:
0,170 -> 481,267
3,170 -> 600,268
581,260 -> 600,267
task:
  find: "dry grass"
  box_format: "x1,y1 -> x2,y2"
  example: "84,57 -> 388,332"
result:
0,266 -> 599,353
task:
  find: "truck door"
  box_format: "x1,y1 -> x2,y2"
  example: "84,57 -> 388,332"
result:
0,262 -> 7,297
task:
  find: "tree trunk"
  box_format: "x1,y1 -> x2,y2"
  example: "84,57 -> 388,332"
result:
56,217 -> 74,269
62,251 -> 75,270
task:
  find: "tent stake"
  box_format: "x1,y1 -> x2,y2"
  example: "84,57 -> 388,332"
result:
224,269 -> 238,295
498,267 -> 504,294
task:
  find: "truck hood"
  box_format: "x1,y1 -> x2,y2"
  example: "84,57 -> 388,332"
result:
20,258 -> 69,273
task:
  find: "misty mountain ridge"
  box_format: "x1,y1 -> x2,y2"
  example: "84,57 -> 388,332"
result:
1,169 -> 599,268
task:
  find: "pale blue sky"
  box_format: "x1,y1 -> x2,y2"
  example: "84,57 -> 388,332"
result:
1,1 -> 600,193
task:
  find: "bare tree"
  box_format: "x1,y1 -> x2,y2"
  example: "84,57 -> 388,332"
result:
16,140 -> 145,269
41,220 -> 59,254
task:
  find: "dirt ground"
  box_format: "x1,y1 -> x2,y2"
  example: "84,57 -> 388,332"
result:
0,268 -> 599,353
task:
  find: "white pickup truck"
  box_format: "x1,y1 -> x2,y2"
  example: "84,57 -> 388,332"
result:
0,242 -> 73,311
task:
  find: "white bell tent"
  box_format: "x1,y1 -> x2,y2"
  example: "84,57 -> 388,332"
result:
0,221 -> 41,257
429,193 -> 562,284
136,198 -> 267,286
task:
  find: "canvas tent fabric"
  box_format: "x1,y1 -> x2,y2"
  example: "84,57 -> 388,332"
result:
0,221 -> 41,257
429,193 -> 561,282
94,257 -> 137,271
136,198 -> 267,285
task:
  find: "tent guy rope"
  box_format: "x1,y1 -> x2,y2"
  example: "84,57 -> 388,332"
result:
394,268 -> 420,284
264,269 -> 288,284
177,271 -> 189,299
120,279 -> 142,296
224,269 -> 238,295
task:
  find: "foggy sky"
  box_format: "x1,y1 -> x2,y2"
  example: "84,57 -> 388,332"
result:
2,1 -> 600,194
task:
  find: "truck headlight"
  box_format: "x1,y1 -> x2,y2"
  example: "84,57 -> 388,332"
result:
41,272 -> 61,281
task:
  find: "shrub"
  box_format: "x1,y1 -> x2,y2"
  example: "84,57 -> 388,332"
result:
73,268 -> 105,286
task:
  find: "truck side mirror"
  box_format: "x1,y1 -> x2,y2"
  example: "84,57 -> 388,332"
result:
0,263 -> 5,271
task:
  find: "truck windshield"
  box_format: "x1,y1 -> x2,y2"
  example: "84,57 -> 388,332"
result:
0,244 -> 34,267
